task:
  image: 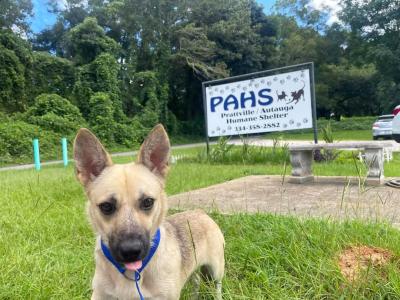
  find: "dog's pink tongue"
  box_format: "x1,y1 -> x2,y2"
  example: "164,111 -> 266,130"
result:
124,261 -> 142,271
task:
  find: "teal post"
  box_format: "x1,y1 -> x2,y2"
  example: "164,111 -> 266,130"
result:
33,139 -> 41,171
62,138 -> 68,167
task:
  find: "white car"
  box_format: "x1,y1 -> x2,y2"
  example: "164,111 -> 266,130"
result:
392,113 -> 400,142
372,114 -> 394,140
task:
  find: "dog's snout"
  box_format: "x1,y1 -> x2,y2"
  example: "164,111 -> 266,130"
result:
109,231 -> 150,263
119,238 -> 144,261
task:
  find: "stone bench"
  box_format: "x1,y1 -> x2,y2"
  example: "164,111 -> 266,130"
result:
288,141 -> 393,184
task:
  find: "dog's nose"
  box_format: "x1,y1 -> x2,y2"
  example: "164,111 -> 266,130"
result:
119,239 -> 144,261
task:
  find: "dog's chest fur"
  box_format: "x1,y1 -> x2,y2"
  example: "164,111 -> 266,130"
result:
93,211 -> 214,300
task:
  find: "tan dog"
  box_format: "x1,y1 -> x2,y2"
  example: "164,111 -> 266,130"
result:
73,124 -> 225,300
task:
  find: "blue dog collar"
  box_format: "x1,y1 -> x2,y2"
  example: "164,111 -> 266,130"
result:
100,228 -> 161,299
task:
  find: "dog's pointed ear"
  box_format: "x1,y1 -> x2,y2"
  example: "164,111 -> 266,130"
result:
137,124 -> 170,178
73,128 -> 113,186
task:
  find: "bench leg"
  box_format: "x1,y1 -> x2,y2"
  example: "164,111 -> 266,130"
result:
288,150 -> 314,183
364,148 -> 384,184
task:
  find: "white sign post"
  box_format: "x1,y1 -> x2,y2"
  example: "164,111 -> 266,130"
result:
202,62 -> 318,149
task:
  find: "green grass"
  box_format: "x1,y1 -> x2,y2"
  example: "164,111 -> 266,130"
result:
266,129 -> 373,141
194,214 -> 400,299
1,164 -> 400,299
2,155 -> 400,299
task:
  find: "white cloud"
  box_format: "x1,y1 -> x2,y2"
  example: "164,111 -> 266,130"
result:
56,0 -> 67,9
54,0 -> 88,10
308,0 -> 342,25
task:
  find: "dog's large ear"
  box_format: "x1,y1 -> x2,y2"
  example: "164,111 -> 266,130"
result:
73,128 -> 112,186
137,124 -> 170,178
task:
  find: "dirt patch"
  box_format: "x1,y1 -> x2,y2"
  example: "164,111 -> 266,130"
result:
338,245 -> 393,282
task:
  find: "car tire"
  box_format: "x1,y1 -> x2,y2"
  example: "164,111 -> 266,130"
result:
373,136 -> 378,140
393,134 -> 400,143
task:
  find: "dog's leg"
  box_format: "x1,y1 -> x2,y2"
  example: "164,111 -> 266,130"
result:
191,272 -> 201,299
215,280 -> 222,300
203,256 -> 224,300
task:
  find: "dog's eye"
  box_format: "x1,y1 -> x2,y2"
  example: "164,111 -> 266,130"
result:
140,197 -> 154,211
99,202 -> 116,215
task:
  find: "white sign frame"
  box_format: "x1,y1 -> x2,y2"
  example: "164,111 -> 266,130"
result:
202,62 -> 317,142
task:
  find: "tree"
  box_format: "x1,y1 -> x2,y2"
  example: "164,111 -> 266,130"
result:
31,52 -> 75,99
88,92 -> 116,144
0,0 -> 33,34
340,0 -> 400,82
66,17 -> 119,65
0,45 -> 26,112
0,30 -> 33,112
73,53 -> 122,119
317,63 -> 378,118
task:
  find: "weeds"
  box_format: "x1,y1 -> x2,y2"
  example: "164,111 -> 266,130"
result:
186,137 -> 290,165
314,122 -> 340,163
2,147 -> 400,299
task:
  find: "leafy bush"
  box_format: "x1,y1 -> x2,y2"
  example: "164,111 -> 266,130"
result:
24,93 -> 85,135
88,92 -> 115,144
73,53 -> 121,118
31,52 -> 75,100
113,120 -> 146,148
0,120 -> 61,164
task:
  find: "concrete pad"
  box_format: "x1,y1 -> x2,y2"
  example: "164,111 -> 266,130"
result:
169,175 -> 400,223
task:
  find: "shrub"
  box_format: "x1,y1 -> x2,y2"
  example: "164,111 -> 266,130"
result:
25,93 -> 85,135
113,120 -> 145,148
88,92 -> 115,145
0,120 -> 61,164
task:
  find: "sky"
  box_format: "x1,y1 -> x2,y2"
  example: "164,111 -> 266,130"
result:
28,0 -> 340,33
29,0 -> 277,33
30,0 -> 58,33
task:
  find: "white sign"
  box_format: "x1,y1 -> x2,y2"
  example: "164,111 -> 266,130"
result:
205,67 -> 313,137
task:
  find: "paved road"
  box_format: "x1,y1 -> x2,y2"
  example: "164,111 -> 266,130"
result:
0,140 -> 217,172
2,138 -> 399,172
0,142 -> 211,172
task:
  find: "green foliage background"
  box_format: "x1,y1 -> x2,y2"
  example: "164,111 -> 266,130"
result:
0,0 -> 399,162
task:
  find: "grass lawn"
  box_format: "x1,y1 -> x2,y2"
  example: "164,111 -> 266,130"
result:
2,154 -> 400,298
265,129 -> 373,141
